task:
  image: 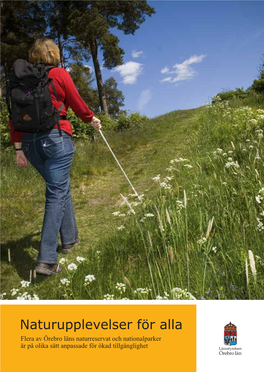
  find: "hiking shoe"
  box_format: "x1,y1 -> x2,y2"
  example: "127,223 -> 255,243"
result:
36,263 -> 63,276
60,237 -> 80,254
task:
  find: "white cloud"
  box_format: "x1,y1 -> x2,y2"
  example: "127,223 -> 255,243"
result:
138,89 -> 152,111
132,50 -> 144,58
84,64 -> 93,73
161,66 -> 169,74
160,54 -> 207,84
160,77 -> 172,83
114,61 -> 144,85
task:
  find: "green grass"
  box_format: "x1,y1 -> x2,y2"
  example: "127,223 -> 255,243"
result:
1,101 -> 264,301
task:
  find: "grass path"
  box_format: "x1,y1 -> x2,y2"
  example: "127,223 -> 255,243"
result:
1,108 -> 200,294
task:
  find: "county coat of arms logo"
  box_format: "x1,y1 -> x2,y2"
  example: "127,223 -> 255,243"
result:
224,322 -> 237,345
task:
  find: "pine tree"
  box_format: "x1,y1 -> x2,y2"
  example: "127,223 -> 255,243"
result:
0,0 -> 46,96
69,1 -> 155,115
68,62 -> 99,112
104,77 -> 125,118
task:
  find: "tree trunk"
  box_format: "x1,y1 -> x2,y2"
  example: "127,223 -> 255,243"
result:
90,38 -> 108,115
54,1 -> 65,68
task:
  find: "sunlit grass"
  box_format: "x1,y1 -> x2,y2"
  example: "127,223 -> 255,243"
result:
1,101 -> 264,300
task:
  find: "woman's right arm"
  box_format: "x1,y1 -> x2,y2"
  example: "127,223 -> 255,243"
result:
60,69 -> 101,130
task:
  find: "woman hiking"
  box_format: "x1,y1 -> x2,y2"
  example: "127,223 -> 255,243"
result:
9,38 -> 101,276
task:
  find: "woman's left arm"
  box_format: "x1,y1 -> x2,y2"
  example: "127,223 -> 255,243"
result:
14,142 -> 28,168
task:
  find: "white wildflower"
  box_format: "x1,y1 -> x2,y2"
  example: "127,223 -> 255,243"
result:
225,161 -> 239,169
68,263 -> 77,271
160,182 -> 171,190
59,258 -> 66,264
145,213 -> 155,217
166,166 -> 176,172
197,237 -> 207,245
164,176 -> 174,181
171,287 -> 196,300
84,275 -> 96,286
16,292 -> 32,301
257,218 -> 264,231
115,283 -> 126,293
134,288 -> 152,295
60,278 -> 70,286
117,225 -> 125,230
11,288 -> 19,296
130,202 -> 139,207
21,280 -> 30,288
183,164 -> 193,168
104,294 -> 114,300
152,174 -> 161,181
212,246 -> 217,253
76,256 -> 85,263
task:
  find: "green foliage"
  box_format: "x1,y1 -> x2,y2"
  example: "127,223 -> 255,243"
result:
68,61 -> 99,112
67,108 -> 94,140
1,1 -> 46,90
0,100 -> 11,147
212,88 -> 248,103
97,114 -> 117,131
69,109 -> 149,138
0,97 -> 148,145
199,98 -> 264,147
2,100 -> 264,300
68,1 -> 155,113
251,72 -> 264,94
103,77 -> 125,118
115,112 -> 148,132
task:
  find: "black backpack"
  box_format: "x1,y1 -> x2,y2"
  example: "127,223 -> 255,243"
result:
6,59 -> 65,135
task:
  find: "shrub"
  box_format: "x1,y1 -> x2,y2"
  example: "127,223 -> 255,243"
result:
212,88 -> 248,103
251,72 -> 264,94
68,108 -> 94,140
97,114 -> 117,131
115,112 -> 148,132
0,100 -> 11,147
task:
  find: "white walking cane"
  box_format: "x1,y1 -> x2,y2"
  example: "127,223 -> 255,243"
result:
99,130 -> 141,201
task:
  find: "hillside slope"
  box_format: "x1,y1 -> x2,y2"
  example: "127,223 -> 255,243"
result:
1,108 -> 201,297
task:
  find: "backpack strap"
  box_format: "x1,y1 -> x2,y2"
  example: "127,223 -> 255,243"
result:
48,79 -> 67,137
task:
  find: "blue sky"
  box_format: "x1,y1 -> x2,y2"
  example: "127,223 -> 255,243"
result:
90,1 -> 264,118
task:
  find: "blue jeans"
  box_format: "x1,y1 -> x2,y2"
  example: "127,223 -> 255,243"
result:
22,129 -> 78,264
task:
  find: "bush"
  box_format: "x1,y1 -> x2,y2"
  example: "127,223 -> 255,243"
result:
0,100 -> 149,144
115,112 -> 148,132
97,114 -> 117,131
0,100 -> 11,147
251,72 -> 264,94
67,108 -> 94,140
212,88 -> 248,103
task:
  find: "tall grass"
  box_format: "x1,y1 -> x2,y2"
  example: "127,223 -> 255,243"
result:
1,101 -> 264,300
